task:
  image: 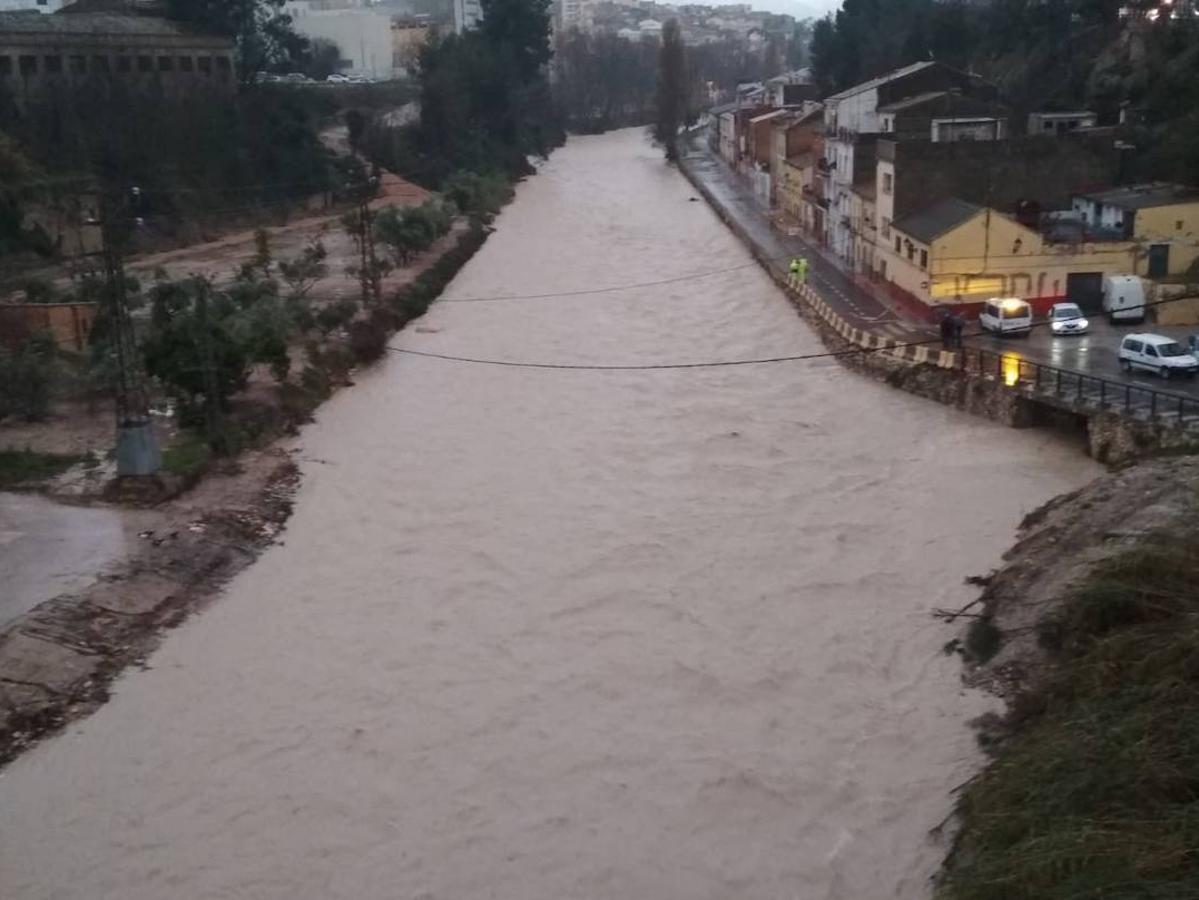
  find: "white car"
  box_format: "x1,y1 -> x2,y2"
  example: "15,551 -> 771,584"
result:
979,297 -> 1032,336
1049,302 -> 1089,335
326,73 -> 351,83
1118,333 -> 1199,380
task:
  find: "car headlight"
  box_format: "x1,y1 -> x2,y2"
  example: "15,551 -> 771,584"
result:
1078,318 -> 1089,329
1051,321 -> 1064,331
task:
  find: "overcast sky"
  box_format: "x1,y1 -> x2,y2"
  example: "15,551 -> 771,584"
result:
748,0 -> 839,19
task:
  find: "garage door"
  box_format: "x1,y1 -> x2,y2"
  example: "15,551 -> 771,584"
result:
1066,272 -> 1103,313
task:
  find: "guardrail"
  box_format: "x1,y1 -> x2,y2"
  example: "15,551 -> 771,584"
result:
960,346 -> 1199,426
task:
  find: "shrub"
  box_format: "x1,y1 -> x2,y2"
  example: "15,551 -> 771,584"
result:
0,331 -> 56,421
315,298 -> 358,334
347,317 -> 388,364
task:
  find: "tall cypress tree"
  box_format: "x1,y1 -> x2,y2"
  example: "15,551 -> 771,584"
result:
654,19 -> 687,163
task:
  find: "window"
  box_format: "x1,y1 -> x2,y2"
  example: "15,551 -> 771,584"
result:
117,55 -> 132,72
1124,339 -> 1142,353
894,236 -> 901,253
0,57 -> 11,77
19,55 -> 36,75
93,55 -> 110,73
158,56 -> 173,72
919,249 -> 928,269
882,172 -> 892,195
179,56 -> 194,72
197,55 -> 212,74
1043,122 -> 1053,131
1177,220 -> 1185,231
1145,344 -> 1158,358
43,55 -> 62,74
879,260 -> 887,278
69,55 -> 86,74
137,55 -> 153,72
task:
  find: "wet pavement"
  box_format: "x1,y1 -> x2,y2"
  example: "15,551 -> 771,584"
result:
0,494 -> 154,629
682,138 -> 1199,404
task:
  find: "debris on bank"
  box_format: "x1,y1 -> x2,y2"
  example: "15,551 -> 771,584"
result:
937,454 -> 1199,898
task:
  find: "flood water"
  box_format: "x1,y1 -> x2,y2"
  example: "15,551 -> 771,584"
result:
0,493 -> 151,629
0,130 -> 1096,900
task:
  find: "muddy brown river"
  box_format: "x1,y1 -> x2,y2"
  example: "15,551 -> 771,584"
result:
0,130 -> 1096,899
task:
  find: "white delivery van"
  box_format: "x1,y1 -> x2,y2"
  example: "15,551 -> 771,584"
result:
1118,333 -> 1199,379
1102,275 -> 1146,324
979,298 -> 1032,336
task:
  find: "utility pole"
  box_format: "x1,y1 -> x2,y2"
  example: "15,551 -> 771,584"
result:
97,186 -> 161,478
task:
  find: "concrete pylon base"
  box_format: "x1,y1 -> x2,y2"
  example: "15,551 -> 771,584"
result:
116,421 -> 161,477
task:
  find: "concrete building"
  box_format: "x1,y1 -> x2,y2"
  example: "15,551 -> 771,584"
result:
1028,110 -> 1098,135
0,4 -> 236,105
284,1 -> 394,79
876,197 -> 1138,318
876,90 -> 1006,142
820,61 -> 986,264
391,19 -> 429,75
452,0 -> 483,33
768,104 -> 820,209
1071,183 -> 1199,278
873,133 -> 1121,264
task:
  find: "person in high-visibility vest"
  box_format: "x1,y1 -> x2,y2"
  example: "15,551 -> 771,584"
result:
797,257 -> 810,284
789,258 -> 801,279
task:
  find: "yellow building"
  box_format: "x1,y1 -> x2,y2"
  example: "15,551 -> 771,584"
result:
1072,184 -> 1199,279
778,154 -> 808,227
878,197 -> 1137,317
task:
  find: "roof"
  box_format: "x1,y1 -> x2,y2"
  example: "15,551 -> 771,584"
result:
1077,183 -> 1199,211
892,197 -> 982,243
709,101 -> 739,116
1030,110 -> 1095,119
784,151 -> 814,169
824,61 -> 937,103
749,109 -> 789,125
877,91 -> 949,114
0,10 -> 219,38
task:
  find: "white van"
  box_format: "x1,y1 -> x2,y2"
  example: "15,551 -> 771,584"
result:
1103,275 -> 1146,324
979,298 -> 1032,336
1118,333 -> 1199,379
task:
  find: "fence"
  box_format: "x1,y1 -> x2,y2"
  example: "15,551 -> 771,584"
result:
960,345 -> 1199,427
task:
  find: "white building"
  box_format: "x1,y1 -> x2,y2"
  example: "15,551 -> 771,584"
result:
452,0 -> 483,33
284,1 -> 394,79
820,61 -> 968,263
0,0 -> 65,10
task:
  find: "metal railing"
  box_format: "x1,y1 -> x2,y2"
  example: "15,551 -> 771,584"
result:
959,346 -> 1199,426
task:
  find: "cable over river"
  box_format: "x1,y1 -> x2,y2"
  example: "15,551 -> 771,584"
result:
0,130 -> 1097,900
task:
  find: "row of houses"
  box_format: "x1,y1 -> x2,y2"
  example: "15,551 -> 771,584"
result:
710,61 -> 1199,318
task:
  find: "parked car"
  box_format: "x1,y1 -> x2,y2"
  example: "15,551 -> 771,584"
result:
1103,274 -> 1146,324
1118,333 -> 1199,379
283,72 -> 309,83
326,73 -> 351,83
979,297 -> 1032,336
1048,302 -> 1089,335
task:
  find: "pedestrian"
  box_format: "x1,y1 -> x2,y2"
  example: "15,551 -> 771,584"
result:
939,313 -> 953,350
951,312 -> 965,349
789,258 -> 801,280
797,257 -> 810,285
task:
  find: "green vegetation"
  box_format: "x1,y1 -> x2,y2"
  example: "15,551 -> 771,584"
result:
940,532 -> 1199,899
0,331 -> 57,422
0,448 -> 84,488
160,433 -> 213,480
373,199 -> 454,266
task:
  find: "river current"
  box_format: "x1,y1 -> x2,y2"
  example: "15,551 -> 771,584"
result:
0,130 -> 1096,900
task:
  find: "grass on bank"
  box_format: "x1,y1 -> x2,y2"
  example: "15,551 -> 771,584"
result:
0,448 -> 85,488
940,533 -> 1199,899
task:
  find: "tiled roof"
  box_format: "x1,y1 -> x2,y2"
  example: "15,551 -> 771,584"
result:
892,197 -> 981,243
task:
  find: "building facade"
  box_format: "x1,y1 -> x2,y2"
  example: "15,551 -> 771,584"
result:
452,0 -> 483,33
877,197 -> 1138,318
284,2 -> 395,79
1071,184 -> 1199,278
820,61 -> 983,264
0,1 -> 66,12
0,6 -> 236,104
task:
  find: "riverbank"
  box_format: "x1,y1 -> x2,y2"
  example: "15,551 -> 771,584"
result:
0,128 -> 1096,900
936,454 -> 1199,897
0,220 -> 492,765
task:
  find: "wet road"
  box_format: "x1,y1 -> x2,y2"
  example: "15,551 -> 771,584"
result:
0,494 -> 151,629
0,130 -> 1097,900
